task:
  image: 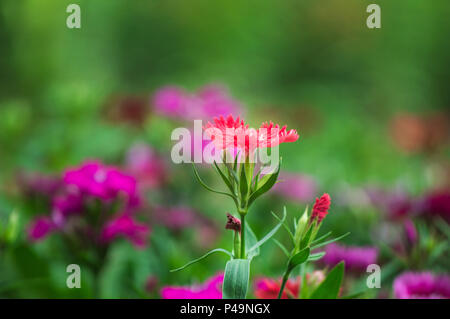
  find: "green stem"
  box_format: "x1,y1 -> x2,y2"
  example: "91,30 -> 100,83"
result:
240,214 -> 246,259
277,271 -> 290,299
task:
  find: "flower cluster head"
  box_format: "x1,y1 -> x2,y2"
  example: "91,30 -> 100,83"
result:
27,160 -> 149,248
321,243 -> 378,272
393,272 -> 450,299
204,114 -> 299,157
153,85 -> 242,121
310,193 -> 331,224
64,160 -> 140,207
161,273 -> 224,299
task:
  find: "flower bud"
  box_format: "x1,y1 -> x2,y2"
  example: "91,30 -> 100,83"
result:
294,207 -> 309,250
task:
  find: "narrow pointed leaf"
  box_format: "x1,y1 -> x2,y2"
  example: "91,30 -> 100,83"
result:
192,164 -> 238,205
170,248 -> 232,272
239,164 -> 248,200
245,224 -> 259,259
247,208 -> 287,257
310,232 -> 350,250
307,252 -> 326,261
247,161 -> 281,207
213,161 -> 234,194
271,210 -> 294,241
310,231 -> 332,245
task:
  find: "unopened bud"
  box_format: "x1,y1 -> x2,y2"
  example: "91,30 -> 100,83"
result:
294,207 -> 309,250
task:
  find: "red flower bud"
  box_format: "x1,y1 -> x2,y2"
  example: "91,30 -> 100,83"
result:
310,193 -> 331,224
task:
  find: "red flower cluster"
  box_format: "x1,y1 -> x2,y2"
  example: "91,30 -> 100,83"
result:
204,115 -> 299,155
310,193 -> 331,224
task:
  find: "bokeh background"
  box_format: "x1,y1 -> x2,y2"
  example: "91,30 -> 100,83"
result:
0,0 -> 449,298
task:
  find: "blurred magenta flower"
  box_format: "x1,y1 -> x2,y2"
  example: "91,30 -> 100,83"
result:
393,272 -> 450,299
27,160 -> 150,248
64,160 -> 140,208
17,172 -> 62,198
271,172 -> 317,202
153,85 -> 242,121
161,273 -> 223,299
254,277 -> 300,299
101,214 -> 150,248
417,190 -> 450,222
366,187 -> 415,220
321,243 -> 378,272
403,219 -> 418,247
153,206 -> 197,231
125,143 -> 167,190
27,216 -> 55,241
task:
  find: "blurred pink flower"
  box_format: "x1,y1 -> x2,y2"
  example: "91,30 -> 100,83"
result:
153,206 -> 197,231
403,219 -> 418,247
153,85 -> 242,121
125,143 -> 167,189
366,187 -> 415,220
101,214 -> 150,248
17,172 -> 62,198
271,172 -> 317,202
161,273 -> 223,299
393,272 -> 450,299
417,190 -> 450,222
28,216 -> 55,241
64,160 -> 140,208
321,243 -> 378,272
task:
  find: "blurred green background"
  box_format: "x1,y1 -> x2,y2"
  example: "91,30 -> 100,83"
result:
0,0 -> 448,298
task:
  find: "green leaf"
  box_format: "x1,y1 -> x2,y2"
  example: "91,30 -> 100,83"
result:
246,208 -> 287,257
247,160 -> 281,207
310,262 -> 345,299
170,248 -> 233,272
213,161 -> 235,194
192,164 -> 238,205
310,232 -> 350,250
4,210 -> 19,243
239,163 -> 248,200
288,247 -> 310,272
271,210 -> 294,241
222,259 -> 250,299
299,224 -> 314,250
310,231 -> 332,245
245,224 -> 259,259
307,252 -> 325,261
